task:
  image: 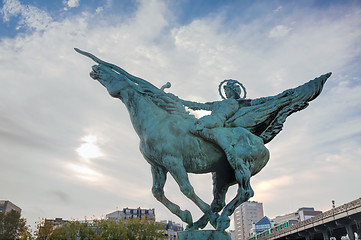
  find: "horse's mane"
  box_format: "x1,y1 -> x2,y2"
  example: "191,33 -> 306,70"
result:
73,48 -> 195,119
140,85 -> 196,120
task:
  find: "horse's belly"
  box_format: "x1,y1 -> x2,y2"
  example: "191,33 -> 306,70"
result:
139,131 -> 225,173
184,159 -> 223,173
183,139 -> 226,173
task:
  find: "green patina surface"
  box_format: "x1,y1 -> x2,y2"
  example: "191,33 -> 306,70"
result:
178,230 -> 231,240
76,48 -> 331,234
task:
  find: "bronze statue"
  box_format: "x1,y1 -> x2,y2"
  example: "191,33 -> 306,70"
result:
75,48 -> 331,233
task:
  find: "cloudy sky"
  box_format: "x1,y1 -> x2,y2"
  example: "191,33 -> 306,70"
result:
1,0 -> 360,231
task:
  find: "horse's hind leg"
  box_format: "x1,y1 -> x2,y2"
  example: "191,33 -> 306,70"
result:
216,162 -> 254,231
216,133 -> 269,231
211,167 -> 235,213
151,165 -> 193,227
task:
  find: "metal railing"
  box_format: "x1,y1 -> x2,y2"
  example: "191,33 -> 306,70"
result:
256,198 -> 361,240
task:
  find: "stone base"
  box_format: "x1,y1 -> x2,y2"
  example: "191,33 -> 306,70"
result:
177,230 -> 231,240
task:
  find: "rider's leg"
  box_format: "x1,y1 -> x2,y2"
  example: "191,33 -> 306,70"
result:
151,165 -> 193,226
193,115 -> 226,131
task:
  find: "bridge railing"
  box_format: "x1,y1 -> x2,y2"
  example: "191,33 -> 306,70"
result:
256,198 -> 361,240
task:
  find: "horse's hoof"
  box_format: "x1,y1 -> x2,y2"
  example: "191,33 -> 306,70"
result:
185,224 -> 194,230
190,215 -> 209,230
180,209 -> 193,226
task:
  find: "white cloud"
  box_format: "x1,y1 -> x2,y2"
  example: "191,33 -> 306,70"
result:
268,25 -> 292,38
273,5 -> 283,13
95,7 -> 103,14
0,0 -> 21,22
0,0 -> 361,229
65,0 -> 80,8
1,0 -> 52,30
254,176 -> 293,193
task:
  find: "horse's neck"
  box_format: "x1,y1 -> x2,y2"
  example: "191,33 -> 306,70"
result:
121,89 -> 164,136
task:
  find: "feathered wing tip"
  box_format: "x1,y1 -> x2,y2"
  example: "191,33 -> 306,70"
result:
294,72 -> 332,102
225,73 -> 332,144
259,72 -> 332,143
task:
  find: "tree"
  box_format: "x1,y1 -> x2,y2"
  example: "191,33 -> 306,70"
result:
35,219 -> 54,240
0,210 -> 32,240
35,217 -> 166,240
123,218 -> 165,240
94,218 -> 127,239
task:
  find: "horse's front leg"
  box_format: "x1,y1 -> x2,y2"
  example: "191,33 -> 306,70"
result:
165,156 -> 218,229
150,165 -> 193,227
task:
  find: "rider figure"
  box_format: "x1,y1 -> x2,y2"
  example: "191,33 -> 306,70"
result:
190,80 -> 248,132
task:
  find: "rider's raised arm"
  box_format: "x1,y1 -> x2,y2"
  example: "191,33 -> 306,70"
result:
182,100 -> 214,111
166,92 -> 214,111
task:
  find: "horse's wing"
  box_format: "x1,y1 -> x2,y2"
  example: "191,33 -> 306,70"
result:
225,73 -> 331,143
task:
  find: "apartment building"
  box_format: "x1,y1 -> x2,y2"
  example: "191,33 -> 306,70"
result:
234,201 -> 264,240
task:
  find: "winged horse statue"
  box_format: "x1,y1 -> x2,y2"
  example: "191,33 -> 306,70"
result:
75,48 -> 331,232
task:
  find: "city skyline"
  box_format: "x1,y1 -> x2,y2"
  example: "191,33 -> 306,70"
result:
1,0 -> 361,230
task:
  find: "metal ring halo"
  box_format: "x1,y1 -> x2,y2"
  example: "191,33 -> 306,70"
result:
218,79 -> 247,100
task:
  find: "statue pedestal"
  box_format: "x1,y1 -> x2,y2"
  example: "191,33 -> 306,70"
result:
177,230 -> 231,240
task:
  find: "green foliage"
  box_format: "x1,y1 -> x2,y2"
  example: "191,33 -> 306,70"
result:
35,219 -> 54,240
94,218 -> 127,239
0,210 -> 32,240
35,218 -> 166,240
122,218 -> 164,240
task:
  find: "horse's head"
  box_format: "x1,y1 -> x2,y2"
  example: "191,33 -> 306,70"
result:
75,48 -> 136,98
90,64 -> 133,98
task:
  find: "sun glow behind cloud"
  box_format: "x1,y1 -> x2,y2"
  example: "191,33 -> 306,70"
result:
76,135 -> 104,159
69,135 -> 105,183
69,163 -> 102,182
